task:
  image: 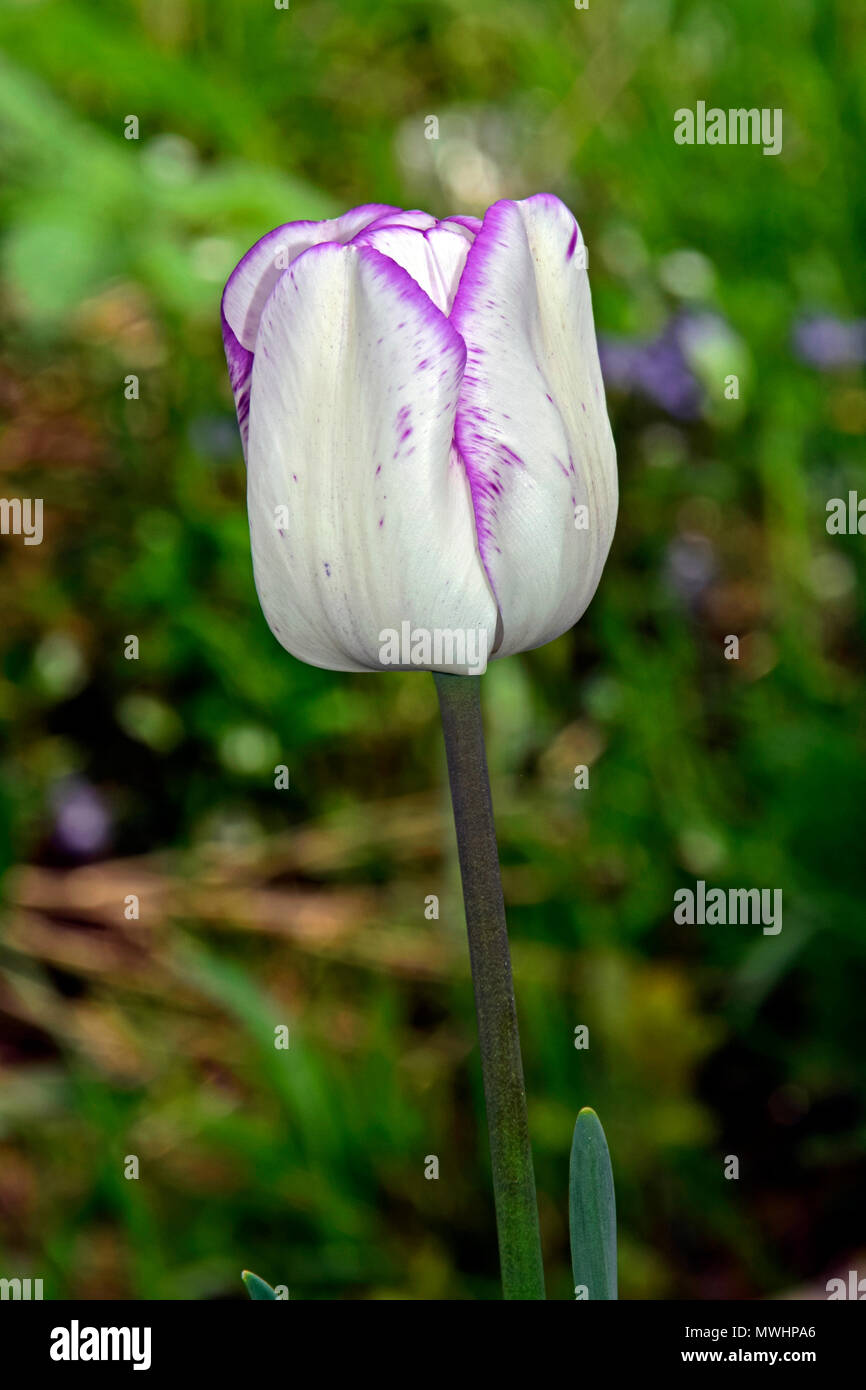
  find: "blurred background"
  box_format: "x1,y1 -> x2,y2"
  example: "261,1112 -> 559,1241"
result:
0,0 -> 865,1300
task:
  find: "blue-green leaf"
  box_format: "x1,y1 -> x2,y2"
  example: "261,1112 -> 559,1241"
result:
569,1107 -> 617,1300
242,1269 -> 279,1300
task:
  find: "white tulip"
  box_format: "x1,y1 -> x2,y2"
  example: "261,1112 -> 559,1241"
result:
222,195 -> 617,674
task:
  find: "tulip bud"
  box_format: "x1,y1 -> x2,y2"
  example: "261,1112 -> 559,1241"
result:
221,196 -> 617,673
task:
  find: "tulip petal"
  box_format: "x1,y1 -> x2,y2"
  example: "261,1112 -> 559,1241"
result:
223,204 -> 398,352
363,209 -> 439,233
451,194 -> 617,657
221,204 -> 398,453
246,242 -> 498,673
443,215 -> 483,238
350,223 -> 472,313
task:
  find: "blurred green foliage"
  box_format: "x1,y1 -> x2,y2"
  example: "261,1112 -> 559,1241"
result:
0,0 -> 865,1299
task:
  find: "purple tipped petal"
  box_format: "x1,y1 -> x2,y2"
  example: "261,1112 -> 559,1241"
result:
350,222 -> 472,313
450,193 -> 617,658
220,204 -> 399,456
443,215 -> 483,238
246,240 -> 496,672
363,209 -> 439,233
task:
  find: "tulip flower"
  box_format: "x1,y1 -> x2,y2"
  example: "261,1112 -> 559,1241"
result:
223,196 -> 618,1301
221,195 -> 617,674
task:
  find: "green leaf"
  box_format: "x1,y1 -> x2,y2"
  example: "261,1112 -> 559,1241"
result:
569,1107 -> 617,1300
242,1270 -> 279,1301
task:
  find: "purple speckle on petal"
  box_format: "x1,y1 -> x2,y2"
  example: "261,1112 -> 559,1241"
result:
499,443 -> 524,469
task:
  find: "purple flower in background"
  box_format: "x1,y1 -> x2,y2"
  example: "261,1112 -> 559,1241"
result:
664,534 -> 717,610
221,196 -> 617,673
188,414 -> 241,461
634,324 -> 704,419
599,317 -> 704,420
50,777 -> 112,859
792,314 -> 866,371
595,339 -> 644,392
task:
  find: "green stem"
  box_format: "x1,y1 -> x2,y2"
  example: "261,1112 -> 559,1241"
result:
433,672 -> 545,1300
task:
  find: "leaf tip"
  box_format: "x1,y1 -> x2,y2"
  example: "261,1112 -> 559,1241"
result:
242,1268 -> 279,1299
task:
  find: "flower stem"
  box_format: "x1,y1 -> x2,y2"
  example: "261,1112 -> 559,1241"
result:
433,672 -> 545,1300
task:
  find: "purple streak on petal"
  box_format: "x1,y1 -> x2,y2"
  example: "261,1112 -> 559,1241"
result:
449,198 -> 532,587
220,307 -> 254,454
354,243 -> 467,369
